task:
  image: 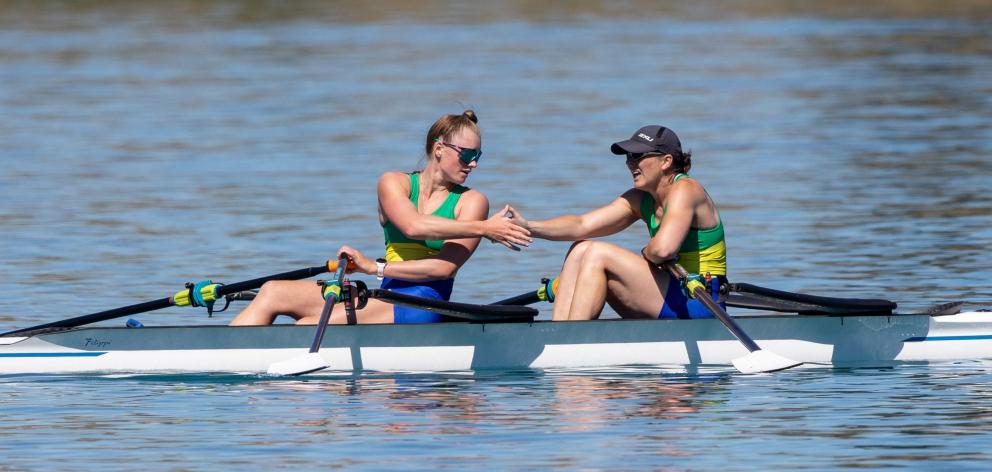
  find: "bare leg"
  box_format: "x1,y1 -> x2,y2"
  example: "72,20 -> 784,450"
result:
229,280 -> 324,326
299,298 -> 396,325
229,280 -> 397,326
560,241 -> 672,320
551,241 -> 593,321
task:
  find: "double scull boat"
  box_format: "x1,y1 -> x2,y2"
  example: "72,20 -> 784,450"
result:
2,261 -> 988,375
2,302 -> 990,375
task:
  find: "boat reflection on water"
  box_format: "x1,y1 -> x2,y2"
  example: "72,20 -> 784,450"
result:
543,368 -> 731,430
244,367 -> 733,439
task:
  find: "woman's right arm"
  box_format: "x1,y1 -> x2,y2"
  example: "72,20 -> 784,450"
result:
378,172 -> 532,250
508,189 -> 641,241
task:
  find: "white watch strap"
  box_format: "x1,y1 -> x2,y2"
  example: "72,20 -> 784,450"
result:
376,260 -> 386,280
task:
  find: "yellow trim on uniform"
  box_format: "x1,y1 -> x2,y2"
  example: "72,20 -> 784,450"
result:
676,239 -> 727,276
384,243 -> 439,262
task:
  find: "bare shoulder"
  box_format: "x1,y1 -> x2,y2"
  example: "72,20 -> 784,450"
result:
619,188 -> 646,217
455,188 -> 490,219
378,171 -> 412,194
460,187 -> 488,203
672,176 -> 707,202
620,188 -> 645,203
379,171 -> 410,183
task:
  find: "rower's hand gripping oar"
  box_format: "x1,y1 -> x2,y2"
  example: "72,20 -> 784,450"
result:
1,261 -> 342,337
664,262 -> 802,374
266,258 -> 351,376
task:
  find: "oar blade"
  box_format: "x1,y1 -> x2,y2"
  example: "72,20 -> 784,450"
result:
267,352 -> 330,376
731,349 -> 802,374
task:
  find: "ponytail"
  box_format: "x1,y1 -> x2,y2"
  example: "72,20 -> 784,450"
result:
424,110 -> 480,157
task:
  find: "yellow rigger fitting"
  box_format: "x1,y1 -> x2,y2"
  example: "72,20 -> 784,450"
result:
537,277 -> 559,303
322,283 -> 342,302
172,283 -> 220,307
685,278 -> 706,298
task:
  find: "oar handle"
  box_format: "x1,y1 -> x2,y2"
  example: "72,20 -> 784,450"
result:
325,259 -> 357,273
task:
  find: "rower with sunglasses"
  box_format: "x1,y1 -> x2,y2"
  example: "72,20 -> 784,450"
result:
506,125 -> 727,321
230,110 -> 531,326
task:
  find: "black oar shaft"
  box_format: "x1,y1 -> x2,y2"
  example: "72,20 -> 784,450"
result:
218,265 -> 329,295
2,298 -> 174,337
369,288 -> 537,321
490,291 -> 541,306
308,294 -> 338,353
689,286 -> 760,353
664,262 -> 760,353
2,263 -> 333,337
307,258 -> 348,354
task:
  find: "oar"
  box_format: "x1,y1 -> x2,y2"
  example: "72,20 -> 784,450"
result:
1,261 -> 339,337
267,273 -> 541,376
664,262 -> 801,374
266,258 -> 350,376
368,289 -> 537,321
491,277 -> 557,306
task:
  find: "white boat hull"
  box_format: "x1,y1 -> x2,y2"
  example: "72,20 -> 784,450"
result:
2,311 -> 991,375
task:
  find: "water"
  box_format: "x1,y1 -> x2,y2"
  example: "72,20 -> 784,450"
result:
4,366 -> 992,469
1,1 -> 991,469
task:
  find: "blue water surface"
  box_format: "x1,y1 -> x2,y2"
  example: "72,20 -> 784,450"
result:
1,1 -> 991,469
4,365 -> 992,470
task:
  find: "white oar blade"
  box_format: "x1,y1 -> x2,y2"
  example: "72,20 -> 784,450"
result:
267,352 -> 330,376
731,349 -> 802,374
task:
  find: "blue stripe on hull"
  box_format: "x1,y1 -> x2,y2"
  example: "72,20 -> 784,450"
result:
904,335 -> 992,342
0,352 -> 107,358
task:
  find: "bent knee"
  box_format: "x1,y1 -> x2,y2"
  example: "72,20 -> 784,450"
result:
255,280 -> 308,309
580,240 -> 621,264
255,281 -> 282,303
257,280 -> 280,294
566,240 -> 596,261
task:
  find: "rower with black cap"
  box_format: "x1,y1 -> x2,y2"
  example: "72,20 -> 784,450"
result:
506,125 -> 727,321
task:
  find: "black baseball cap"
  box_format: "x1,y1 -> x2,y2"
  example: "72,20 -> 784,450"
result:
610,125 -> 683,156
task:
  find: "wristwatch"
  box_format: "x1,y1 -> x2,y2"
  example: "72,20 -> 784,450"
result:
375,258 -> 387,280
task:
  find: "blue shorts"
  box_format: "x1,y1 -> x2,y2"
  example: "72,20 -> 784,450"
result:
380,277 -> 454,324
659,277 -> 725,319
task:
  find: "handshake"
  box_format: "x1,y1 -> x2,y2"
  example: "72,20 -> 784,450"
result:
483,204 -> 532,251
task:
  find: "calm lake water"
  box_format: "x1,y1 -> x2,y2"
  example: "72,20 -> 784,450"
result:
1,1 -> 991,469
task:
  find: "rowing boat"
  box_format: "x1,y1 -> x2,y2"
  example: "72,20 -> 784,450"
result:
2,307 -> 991,375
2,261 -> 986,376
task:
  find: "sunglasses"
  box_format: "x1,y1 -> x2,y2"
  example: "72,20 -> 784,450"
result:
437,140 -> 482,164
626,152 -> 666,162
